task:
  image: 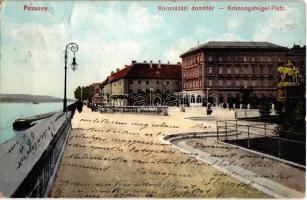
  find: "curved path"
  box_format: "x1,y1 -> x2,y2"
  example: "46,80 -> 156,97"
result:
165,133 -> 305,198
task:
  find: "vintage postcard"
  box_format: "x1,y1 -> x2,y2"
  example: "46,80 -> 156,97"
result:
0,0 -> 306,198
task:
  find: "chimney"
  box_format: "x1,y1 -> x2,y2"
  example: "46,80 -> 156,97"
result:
125,65 -> 128,67
111,71 -> 114,75
132,60 -> 137,64
167,61 -> 170,64
150,60 -> 153,69
177,62 -> 181,65
144,60 -> 147,63
158,60 -> 161,68
116,68 -> 120,72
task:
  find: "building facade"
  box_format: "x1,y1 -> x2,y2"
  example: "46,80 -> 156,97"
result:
180,41 -> 305,106
101,61 -> 182,106
287,45 -> 306,84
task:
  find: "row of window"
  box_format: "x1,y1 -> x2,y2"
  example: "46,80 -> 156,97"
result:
183,79 -> 202,88
207,65 -> 274,74
185,93 -> 275,103
112,80 -> 180,87
129,80 -> 171,85
207,80 -> 275,87
184,54 -> 202,66
128,89 -> 170,93
183,67 -> 202,78
183,64 -> 276,78
183,78 -> 276,89
212,64 -> 274,68
183,55 -> 285,66
112,82 -> 122,87
207,55 -> 283,63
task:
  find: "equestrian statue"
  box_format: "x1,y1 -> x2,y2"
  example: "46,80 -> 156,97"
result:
277,59 -> 300,86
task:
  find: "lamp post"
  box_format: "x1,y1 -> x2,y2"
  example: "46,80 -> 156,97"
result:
149,88 -> 153,106
63,43 -> 79,112
206,88 -> 210,106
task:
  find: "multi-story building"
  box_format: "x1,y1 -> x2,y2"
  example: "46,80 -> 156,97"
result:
179,41 -> 305,106
101,60 -> 182,106
287,44 -> 306,84
90,83 -> 102,95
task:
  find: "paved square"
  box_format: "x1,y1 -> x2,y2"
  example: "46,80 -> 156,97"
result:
50,107 -> 296,198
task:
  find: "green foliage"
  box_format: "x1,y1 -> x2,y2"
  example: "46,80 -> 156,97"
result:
258,100 -> 271,112
274,101 -> 283,112
74,86 -> 81,99
273,125 -> 283,136
248,94 -> 260,108
273,86 -> 306,141
74,85 -> 94,100
293,100 -> 305,122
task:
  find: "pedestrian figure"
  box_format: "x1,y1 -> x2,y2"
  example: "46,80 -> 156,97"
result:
229,102 -> 234,110
180,105 -> 185,112
207,103 -> 212,115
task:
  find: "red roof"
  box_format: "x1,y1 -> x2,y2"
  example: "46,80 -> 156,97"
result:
106,63 -> 181,83
108,65 -> 133,82
101,78 -> 109,87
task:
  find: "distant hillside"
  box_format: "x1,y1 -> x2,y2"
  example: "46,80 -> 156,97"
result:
0,94 -> 75,103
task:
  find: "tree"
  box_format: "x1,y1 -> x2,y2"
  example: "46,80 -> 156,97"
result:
74,86 -> 81,99
74,85 -> 95,100
248,93 -> 260,108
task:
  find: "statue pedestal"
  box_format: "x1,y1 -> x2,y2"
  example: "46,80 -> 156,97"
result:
277,85 -> 304,113
277,86 -> 287,104
277,86 -> 300,103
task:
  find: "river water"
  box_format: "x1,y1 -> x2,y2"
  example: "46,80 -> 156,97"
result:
0,102 -> 63,144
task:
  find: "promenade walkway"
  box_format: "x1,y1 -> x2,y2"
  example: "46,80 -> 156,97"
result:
171,137 -> 305,198
50,107 -> 304,198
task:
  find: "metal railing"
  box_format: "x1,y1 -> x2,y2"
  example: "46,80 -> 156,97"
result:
234,109 -> 280,123
217,120 -> 276,142
235,109 -> 259,119
99,106 -> 168,115
216,120 -> 306,165
12,113 -> 72,197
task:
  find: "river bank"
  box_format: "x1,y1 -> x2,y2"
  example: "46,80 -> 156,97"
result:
0,102 -> 63,144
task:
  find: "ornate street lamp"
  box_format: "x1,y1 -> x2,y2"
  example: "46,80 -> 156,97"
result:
63,43 -> 79,112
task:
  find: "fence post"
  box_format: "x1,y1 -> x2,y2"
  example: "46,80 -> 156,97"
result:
247,125 -> 250,148
245,109 -> 247,118
236,120 -> 238,140
264,124 -> 267,137
225,122 -> 228,141
216,121 -> 219,141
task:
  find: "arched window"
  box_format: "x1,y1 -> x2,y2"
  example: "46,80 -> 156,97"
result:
197,95 -> 201,103
191,95 -> 195,103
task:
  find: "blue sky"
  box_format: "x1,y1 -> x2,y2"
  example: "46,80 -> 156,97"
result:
0,0 -> 305,98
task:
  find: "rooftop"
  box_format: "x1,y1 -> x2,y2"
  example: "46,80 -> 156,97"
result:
102,61 -> 182,84
180,41 -> 288,57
